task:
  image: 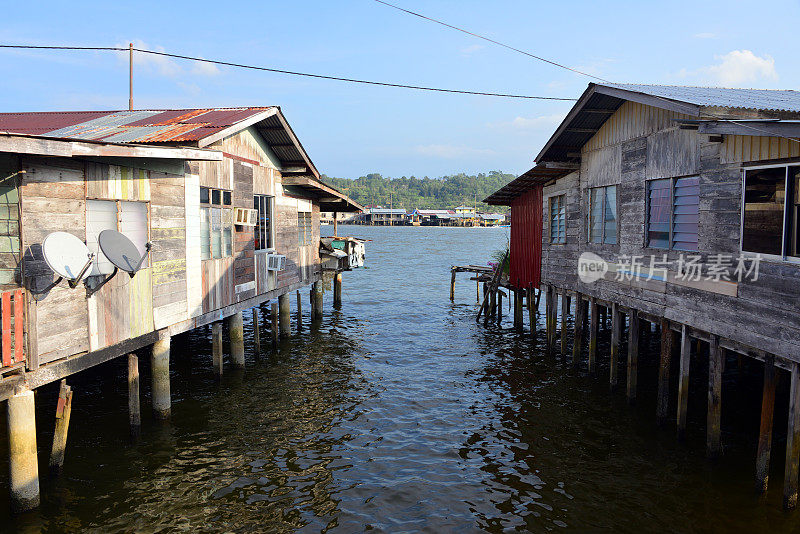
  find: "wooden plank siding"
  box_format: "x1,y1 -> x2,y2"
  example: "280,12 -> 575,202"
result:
539,100 -> 800,362
20,157 -> 90,364
233,161 -> 255,301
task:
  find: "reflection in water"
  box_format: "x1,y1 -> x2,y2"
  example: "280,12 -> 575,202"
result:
0,226 -> 795,532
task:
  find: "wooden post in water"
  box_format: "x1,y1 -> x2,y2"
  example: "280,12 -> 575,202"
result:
490,288 -> 497,319
609,303 -> 621,387
49,380 -> 72,477
656,318 -> 673,425
296,291 -> 303,329
227,312 -> 245,368
450,269 -> 456,302
278,294 -> 291,335
785,362 -> 800,510
270,302 -> 279,347
128,354 -> 141,440
627,310 -> 640,404
707,335 -> 722,458
589,297 -> 598,370
334,272 -> 343,308
516,290 -> 524,331
212,322 -> 223,376
545,285 -> 554,353
560,292 -> 568,356
476,279 -> 480,303
151,334 -> 172,418
527,287 -> 536,337
312,281 -> 324,320
756,356 -> 777,493
572,294 -> 584,365
496,291 -> 503,323
677,325 -> 691,440
7,388 -> 39,513
253,308 -> 261,356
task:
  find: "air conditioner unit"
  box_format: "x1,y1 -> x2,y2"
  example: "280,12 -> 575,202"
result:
234,207 -> 258,226
266,254 -> 286,271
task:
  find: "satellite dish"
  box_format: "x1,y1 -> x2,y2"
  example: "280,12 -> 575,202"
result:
98,230 -> 151,276
41,232 -> 94,287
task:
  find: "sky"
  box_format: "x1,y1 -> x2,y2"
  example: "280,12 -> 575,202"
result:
0,0 -> 798,179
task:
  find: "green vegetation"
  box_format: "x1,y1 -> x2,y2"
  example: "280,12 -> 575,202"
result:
320,171 -> 515,211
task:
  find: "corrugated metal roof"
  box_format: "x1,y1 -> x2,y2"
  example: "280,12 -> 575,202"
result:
0,107 -> 274,144
611,84 -> 800,113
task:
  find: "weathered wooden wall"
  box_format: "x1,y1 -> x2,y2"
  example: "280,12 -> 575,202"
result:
0,154 -> 21,288
540,101 -> 800,361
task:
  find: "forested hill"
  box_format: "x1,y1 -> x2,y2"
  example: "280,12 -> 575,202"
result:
319,171 -> 515,211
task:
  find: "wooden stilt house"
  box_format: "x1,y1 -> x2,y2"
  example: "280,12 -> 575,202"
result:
485,83 -> 800,507
0,107 -> 362,396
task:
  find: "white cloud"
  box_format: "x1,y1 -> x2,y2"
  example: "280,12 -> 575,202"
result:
116,40 -> 220,78
460,44 -> 484,56
488,112 -> 564,131
704,50 -> 777,85
414,144 -> 495,159
693,32 -> 716,39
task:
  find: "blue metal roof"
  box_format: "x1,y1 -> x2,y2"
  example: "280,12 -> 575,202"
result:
611,84 -> 800,113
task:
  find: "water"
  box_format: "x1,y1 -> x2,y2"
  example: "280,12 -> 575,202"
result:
1,226 -> 797,532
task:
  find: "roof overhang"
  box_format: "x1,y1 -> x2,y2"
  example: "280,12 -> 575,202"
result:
282,175 -> 364,212
535,83 -> 702,163
0,132 -> 222,161
675,118 -> 800,137
483,163 -> 571,205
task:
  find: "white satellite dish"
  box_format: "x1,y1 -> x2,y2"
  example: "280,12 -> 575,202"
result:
41,232 -> 94,288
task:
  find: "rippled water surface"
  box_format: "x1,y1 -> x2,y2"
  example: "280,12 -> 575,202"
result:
2,226 -> 798,532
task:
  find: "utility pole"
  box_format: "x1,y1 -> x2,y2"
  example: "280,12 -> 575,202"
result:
128,43 -> 133,111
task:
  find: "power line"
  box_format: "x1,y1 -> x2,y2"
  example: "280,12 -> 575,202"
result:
0,44 -> 576,101
373,0 -> 612,83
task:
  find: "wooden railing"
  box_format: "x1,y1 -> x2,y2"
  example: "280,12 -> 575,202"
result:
1,288 -> 24,368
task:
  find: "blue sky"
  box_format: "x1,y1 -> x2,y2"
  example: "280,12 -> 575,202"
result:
0,0 -> 797,178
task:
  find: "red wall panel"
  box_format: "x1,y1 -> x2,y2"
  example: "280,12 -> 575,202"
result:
510,186 -> 542,290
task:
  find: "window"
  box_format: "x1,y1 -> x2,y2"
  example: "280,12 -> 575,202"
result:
646,177 -> 699,251
549,195 -> 565,244
298,212 -> 312,246
254,195 -> 273,251
200,186 -> 233,260
86,200 -> 149,275
588,185 -> 617,244
742,165 -> 800,258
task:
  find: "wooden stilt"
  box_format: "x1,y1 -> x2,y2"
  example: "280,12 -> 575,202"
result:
49,380 -> 72,477
527,287 -> 536,337
784,362 -> 800,510
656,318 -> 673,425
7,389 -> 39,513
496,291 -> 502,323
490,288 -> 497,319
560,292 -> 568,356
545,285 -> 555,353
707,335 -> 722,458
313,281 -> 324,320
334,272 -> 343,307
270,302 -> 279,347
450,270 -> 456,302
677,325 -> 691,440
151,335 -> 172,417
572,294 -> 584,364
296,290 -> 302,329
627,310 -> 640,404
278,294 -> 291,335
476,279 -> 480,303
589,297 -> 598,370
515,290 -> 523,331
253,308 -> 261,356
609,303 -> 620,386
128,354 -> 140,440
212,322 -> 223,376
756,356 -> 777,493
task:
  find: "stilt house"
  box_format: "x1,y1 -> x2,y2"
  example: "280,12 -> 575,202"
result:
485,83 -> 800,507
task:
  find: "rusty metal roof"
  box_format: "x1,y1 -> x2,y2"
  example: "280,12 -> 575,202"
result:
0,106 -> 320,178
0,107 -> 274,143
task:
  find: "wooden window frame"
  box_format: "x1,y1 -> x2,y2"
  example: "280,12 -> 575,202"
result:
740,163 -> 800,264
549,194 -> 566,245
298,212 -> 312,247
587,185 -> 618,245
200,186 -> 233,260
253,194 -> 274,253
86,199 -> 151,275
645,176 -> 699,251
